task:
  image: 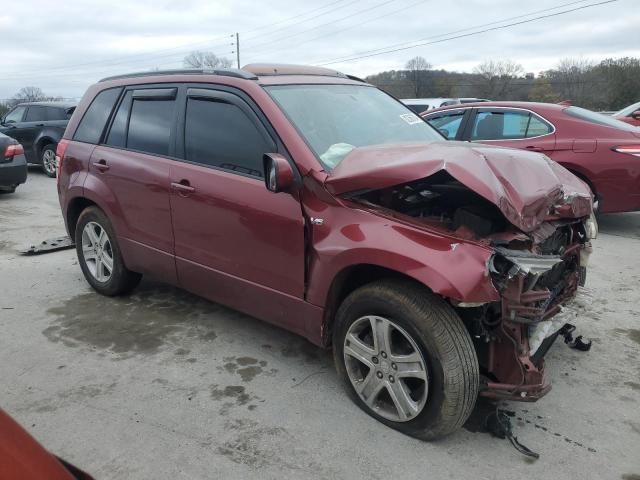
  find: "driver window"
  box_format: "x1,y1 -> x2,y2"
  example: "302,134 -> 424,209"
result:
3,106 -> 26,123
426,112 -> 464,139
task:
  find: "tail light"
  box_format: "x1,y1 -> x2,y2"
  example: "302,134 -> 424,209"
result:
4,143 -> 24,160
56,139 -> 70,181
612,145 -> 640,157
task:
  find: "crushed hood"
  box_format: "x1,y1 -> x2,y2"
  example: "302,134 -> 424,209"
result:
324,142 -> 593,232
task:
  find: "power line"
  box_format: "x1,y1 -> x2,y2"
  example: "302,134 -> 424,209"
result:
2,0 -> 354,81
242,0 -> 360,43
311,0 -> 595,66
243,0 -> 399,52
243,0 -> 426,62
315,0 -> 616,66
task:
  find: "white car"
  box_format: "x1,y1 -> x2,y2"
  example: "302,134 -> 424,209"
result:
401,97 -> 490,114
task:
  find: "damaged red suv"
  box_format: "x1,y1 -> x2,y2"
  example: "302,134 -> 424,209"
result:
58,64 -> 595,439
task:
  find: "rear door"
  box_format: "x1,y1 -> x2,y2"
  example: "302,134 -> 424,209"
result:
464,107 -> 556,152
88,85 -> 178,282
20,106 -> 49,160
169,86 -> 306,329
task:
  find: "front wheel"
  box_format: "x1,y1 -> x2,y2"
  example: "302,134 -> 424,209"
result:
41,144 -> 57,178
75,206 -> 141,296
333,279 -> 478,440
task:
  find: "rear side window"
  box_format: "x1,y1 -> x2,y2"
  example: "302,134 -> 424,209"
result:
471,110 -> 552,140
126,98 -> 175,156
74,88 -> 122,144
184,98 -> 271,177
25,106 -> 47,122
44,106 -> 70,121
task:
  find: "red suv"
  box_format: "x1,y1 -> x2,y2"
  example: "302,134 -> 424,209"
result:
58,65 -> 595,439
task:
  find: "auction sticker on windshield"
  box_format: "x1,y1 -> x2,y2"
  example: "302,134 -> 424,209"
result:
400,113 -> 423,125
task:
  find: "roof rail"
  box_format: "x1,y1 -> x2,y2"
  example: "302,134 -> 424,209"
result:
242,63 -> 349,78
99,68 -> 258,82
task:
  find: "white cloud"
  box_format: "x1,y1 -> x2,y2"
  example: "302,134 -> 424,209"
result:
1,0 -> 638,99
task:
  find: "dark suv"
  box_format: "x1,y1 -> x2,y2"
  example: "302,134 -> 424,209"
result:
58,65 -> 595,439
0,102 -> 75,177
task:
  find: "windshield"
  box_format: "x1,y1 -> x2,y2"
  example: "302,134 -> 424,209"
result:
615,101 -> 640,117
564,106 -> 638,132
266,84 -> 442,169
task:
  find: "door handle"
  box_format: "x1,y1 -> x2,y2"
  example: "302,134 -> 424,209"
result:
525,146 -> 543,152
93,160 -> 110,171
171,180 -> 195,194
36,124 -> 45,127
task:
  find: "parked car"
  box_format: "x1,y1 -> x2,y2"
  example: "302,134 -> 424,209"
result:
0,408 -> 93,479
58,65 -> 594,439
401,97 -> 489,114
423,101 -> 640,214
0,102 -> 76,177
0,132 -> 27,193
613,100 -> 640,127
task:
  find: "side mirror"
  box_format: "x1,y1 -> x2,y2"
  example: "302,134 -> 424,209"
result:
263,153 -> 294,193
632,109 -> 640,120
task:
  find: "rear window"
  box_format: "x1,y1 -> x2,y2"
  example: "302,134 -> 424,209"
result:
127,98 -> 175,156
564,106 -> 637,132
74,88 -> 122,144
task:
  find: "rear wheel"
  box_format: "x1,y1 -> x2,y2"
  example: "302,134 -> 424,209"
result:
333,279 -> 478,440
41,144 -> 57,178
0,185 -> 17,194
75,207 -> 141,296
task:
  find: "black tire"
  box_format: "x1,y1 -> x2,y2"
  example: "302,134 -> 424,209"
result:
333,279 -> 478,440
75,206 -> 142,296
40,143 -> 57,178
0,186 -> 17,194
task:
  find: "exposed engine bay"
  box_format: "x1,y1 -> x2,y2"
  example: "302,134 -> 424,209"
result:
349,172 -> 596,402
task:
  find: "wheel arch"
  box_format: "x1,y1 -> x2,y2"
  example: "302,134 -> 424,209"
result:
65,196 -> 99,239
320,264 -> 431,346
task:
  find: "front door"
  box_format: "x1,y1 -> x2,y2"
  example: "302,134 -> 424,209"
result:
169,87 -> 306,331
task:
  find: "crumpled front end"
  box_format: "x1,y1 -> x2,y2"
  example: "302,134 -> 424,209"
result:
469,219 -> 596,401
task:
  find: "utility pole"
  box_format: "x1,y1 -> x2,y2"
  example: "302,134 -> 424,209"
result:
235,33 -> 240,69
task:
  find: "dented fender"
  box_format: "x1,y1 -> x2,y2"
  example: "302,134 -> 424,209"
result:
303,193 -> 500,307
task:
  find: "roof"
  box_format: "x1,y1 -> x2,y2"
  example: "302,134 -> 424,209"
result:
98,64 -> 366,86
14,101 -> 76,108
425,101 -> 567,115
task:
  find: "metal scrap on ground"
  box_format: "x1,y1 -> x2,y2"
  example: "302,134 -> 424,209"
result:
19,236 -> 74,255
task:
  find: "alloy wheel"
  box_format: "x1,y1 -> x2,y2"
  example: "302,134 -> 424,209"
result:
81,222 -> 114,282
42,148 -> 56,175
343,315 -> 429,422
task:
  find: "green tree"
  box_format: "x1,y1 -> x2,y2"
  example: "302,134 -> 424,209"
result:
528,77 -> 559,103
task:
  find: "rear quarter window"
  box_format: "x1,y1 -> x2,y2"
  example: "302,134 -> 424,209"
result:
73,88 -> 122,144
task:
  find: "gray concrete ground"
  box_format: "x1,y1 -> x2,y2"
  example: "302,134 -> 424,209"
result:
1,171 -> 639,480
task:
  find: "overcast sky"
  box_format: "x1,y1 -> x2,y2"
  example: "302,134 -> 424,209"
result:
1,0 -> 638,100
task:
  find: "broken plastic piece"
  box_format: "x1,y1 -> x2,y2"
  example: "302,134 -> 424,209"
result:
18,236 -> 74,255
485,408 -> 540,459
567,335 -> 592,351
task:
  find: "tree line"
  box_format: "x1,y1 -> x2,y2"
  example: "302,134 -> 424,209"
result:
368,56 -> 640,111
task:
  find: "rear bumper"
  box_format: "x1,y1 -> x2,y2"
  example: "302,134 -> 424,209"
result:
0,154 -> 28,188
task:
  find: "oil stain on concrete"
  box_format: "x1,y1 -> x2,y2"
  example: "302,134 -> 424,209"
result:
43,282 -> 229,357
219,356 -> 278,383
209,384 -> 262,414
